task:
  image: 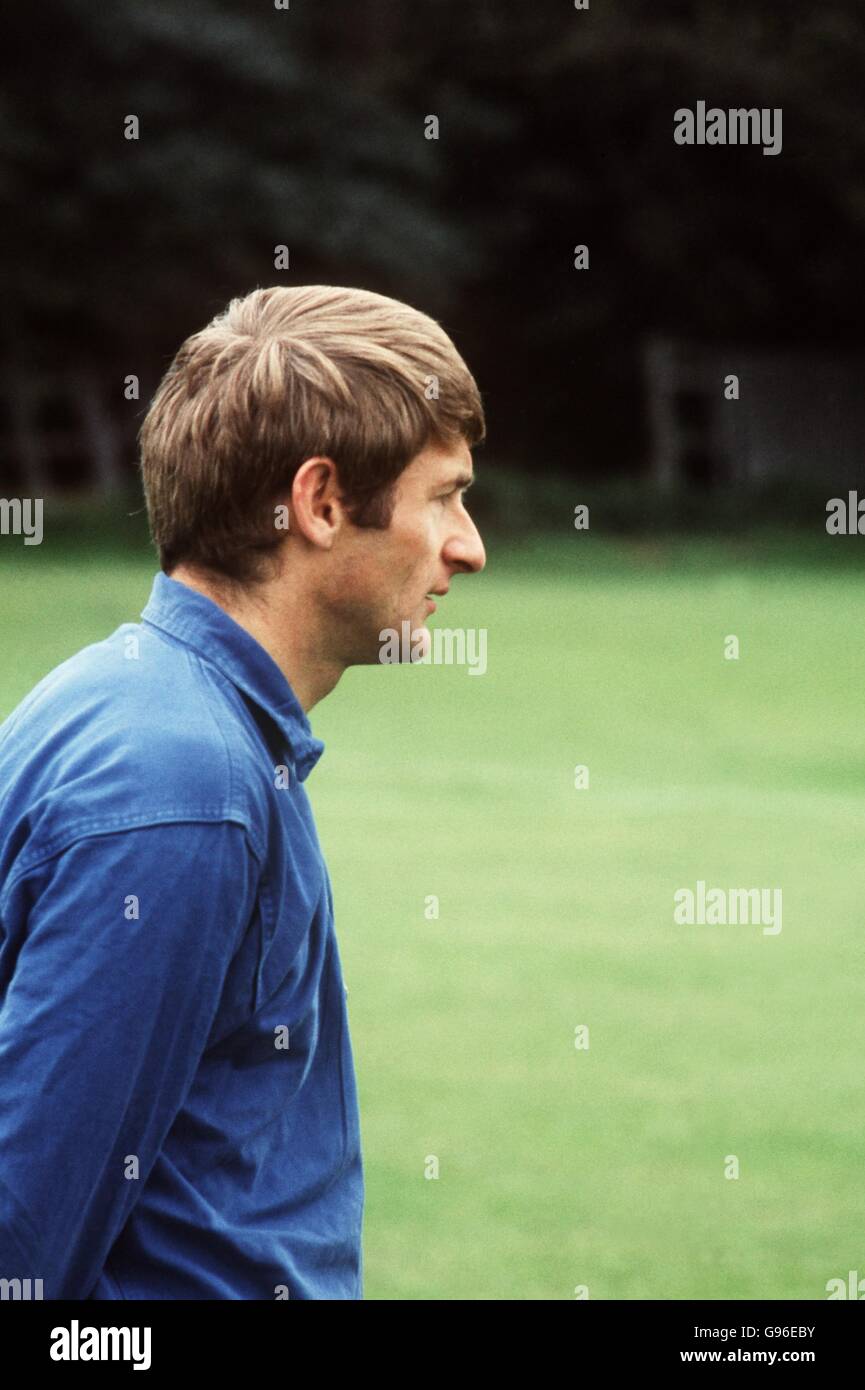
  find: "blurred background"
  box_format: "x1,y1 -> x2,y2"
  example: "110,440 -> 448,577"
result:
1,0 -> 864,1299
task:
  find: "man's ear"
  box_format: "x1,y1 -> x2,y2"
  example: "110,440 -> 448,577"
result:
289,457 -> 344,548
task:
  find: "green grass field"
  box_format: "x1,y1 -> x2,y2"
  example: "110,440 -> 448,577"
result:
2,527 -> 863,1300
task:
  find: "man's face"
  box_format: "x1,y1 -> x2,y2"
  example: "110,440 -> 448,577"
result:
324,439 -> 486,666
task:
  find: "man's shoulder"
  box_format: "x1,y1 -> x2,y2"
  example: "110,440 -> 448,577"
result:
0,621 -> 270,870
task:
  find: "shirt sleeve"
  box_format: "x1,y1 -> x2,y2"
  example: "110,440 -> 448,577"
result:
0,818 -> 259,1299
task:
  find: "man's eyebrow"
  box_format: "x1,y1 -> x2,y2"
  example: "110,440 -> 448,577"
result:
439,471 -> 474,490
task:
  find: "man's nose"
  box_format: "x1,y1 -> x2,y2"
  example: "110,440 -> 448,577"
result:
446,512 -> 486,574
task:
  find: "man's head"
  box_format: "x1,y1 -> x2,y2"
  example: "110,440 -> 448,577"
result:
139,285 -> 486,694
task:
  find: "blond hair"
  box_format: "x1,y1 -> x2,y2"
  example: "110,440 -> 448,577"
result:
139,284 -> 485,584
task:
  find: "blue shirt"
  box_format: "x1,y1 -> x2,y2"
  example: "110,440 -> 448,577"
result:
0,571 -> 364,1299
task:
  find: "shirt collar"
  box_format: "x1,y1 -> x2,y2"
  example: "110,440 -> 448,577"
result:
140,571 -> 325,782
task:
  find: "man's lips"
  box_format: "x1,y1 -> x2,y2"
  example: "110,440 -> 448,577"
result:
424,586 -> 449,614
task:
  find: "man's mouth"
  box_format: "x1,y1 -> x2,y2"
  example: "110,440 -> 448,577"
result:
422,585 -> 449,614
424,587 -> 448,612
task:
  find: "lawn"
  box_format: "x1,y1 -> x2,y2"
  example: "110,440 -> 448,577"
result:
1,526 -> 863,1299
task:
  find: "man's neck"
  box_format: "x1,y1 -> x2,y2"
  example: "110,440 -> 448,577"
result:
167,565 -> 342,714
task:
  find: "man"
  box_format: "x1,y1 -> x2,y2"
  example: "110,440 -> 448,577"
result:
0,284 -> 486,1299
